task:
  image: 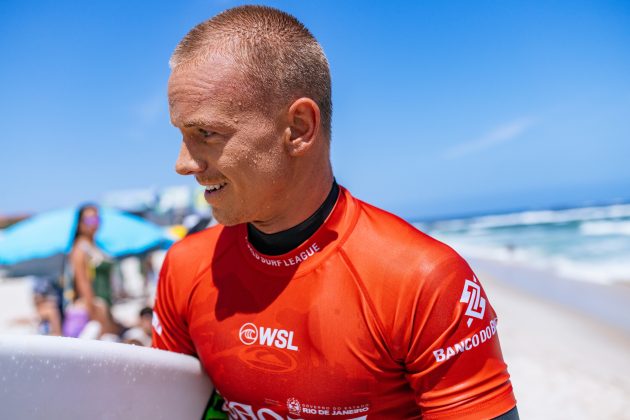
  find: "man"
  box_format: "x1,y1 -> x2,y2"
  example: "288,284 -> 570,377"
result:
153,5 -> 518,419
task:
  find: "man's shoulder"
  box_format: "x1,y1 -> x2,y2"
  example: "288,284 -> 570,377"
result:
340,194 -> 473,301
347,196 -> 460,274
341,196 -> 475,359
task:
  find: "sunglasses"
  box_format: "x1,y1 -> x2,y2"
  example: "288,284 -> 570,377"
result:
82,215 -> 100,226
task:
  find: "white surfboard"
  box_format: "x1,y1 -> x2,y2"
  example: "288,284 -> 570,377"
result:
0,335 -> 214,419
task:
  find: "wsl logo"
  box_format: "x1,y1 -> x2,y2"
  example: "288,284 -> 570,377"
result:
239,323 -> 258,345
238,323 -> 299,351
460,275 -> 486,327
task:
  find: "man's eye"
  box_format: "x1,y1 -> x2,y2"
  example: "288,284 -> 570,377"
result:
198,128 -> 215,138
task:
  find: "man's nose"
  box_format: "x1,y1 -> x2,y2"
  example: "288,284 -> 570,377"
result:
175,141 -> 206,175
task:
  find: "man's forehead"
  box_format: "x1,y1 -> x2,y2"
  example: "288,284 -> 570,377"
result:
167,66 -> 251,125
168,68 -> 243,107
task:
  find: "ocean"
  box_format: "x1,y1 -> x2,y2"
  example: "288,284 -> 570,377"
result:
414,203 -> 630,285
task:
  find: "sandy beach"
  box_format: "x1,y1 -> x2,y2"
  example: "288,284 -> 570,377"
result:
1,261 -> 629,419
0,277 -> 37,335
0,276 -> 145,335
471,259 -> 630,420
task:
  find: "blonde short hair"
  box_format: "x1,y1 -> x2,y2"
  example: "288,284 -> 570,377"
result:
171,5 -> 332,139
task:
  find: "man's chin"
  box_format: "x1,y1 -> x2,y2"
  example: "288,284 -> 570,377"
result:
210,209 -> 245,227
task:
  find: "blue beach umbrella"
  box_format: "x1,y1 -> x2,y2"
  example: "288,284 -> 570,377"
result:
0,207 -> 173,272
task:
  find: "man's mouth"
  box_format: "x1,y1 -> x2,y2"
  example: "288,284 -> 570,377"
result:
204,182 -> 227,197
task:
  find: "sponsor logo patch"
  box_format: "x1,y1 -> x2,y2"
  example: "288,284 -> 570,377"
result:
238,323 -> 299,352
238,346 -> 298,373
221,396 -> 370,419
433,318 -> 498,363
246,242 -> 321,267
287,398 -> 301,417
239,323 -> 258,346
459,275 -> 486,327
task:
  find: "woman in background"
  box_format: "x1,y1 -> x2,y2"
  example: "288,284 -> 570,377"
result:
63,204 -> 119,338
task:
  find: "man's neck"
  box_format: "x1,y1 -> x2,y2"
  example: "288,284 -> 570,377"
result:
247,180 -> 339,255
249,161 -> 334,234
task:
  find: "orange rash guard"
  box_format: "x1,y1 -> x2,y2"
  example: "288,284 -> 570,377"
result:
152,186 -> 516,419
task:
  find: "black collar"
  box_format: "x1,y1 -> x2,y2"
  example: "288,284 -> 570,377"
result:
247,180 -> 339,256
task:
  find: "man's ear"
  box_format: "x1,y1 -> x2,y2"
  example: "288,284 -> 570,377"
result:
284,97 -> 320,156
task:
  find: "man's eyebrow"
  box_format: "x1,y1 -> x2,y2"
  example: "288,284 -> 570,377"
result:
179,118 -> 236,131
182,119 -> 213,128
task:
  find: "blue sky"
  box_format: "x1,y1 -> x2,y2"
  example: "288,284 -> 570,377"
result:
1,0 -> 629,219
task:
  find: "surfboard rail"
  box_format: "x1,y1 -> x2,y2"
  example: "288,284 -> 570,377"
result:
0,335 -> 214,419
